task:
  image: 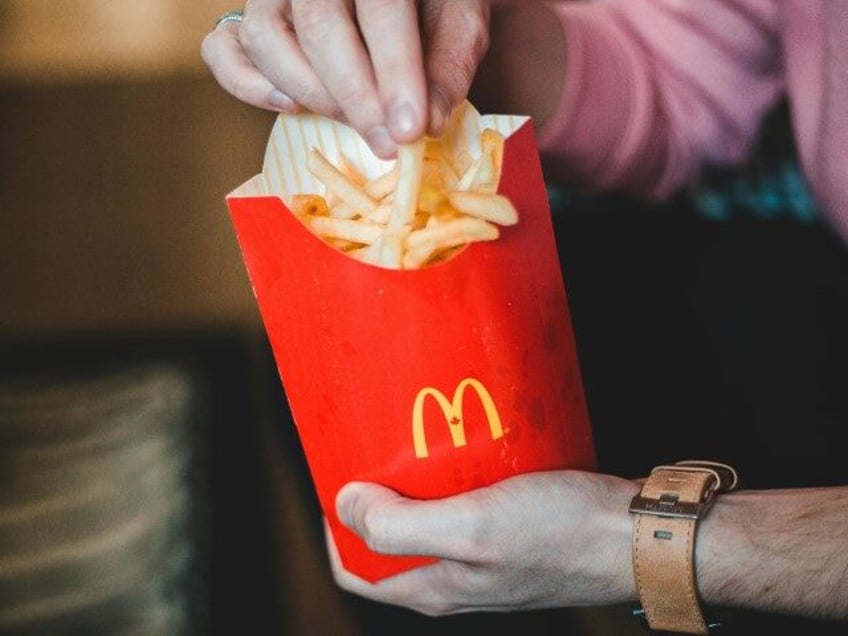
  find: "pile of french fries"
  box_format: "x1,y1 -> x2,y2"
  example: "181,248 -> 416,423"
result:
290,128 -> 518,270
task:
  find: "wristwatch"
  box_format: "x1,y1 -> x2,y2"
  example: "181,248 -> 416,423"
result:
629,460 -> 738,634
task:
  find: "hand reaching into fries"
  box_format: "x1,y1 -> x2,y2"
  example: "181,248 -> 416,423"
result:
201,0 -> 491,158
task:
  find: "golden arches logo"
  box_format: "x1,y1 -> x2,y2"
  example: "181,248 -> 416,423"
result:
412,377 -> 504,459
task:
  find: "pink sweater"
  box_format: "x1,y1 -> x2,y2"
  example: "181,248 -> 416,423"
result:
539,0 -> 848,243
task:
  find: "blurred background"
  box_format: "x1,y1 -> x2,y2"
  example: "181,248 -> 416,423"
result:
0,2 -> 355,634
1,2 -> 846,635
0,0 -> 267,335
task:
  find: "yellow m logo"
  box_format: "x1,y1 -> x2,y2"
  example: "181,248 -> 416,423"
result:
412,377 -> 504,459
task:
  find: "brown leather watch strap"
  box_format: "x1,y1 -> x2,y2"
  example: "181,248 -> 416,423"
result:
629,462 -> 737,635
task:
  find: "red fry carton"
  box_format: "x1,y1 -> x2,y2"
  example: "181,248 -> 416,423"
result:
226,102 -> 596,583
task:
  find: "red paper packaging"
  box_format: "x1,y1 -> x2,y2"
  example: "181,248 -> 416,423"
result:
226,101 -> 596,583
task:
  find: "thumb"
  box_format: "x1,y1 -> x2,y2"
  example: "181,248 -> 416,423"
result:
336,482 -> 478,559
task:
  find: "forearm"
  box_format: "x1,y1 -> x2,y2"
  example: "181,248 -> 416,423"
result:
476,0 -> 786,197
697,486 -> 848,619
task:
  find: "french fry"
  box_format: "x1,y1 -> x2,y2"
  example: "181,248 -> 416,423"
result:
329,201 -> 359,220
421,157 -> 445,189
367,233 -> 404,269
339,152 -> 366,186
291,121 -> 514,269
388,140 -> 426,232
307,148 -> 377,216
290,194 -> 330,217
417,185 -> 448,215
447,191 -> 518,226
455,152 -> 495,192
305,215 -> 384,245
481,128 -> 505,185
403,217 -> 499,269
364,166 -> 398,200
425,210 -> 458,229
406,216 -> 499,251
452,148 -> 473,178
363,203 -> 393,225
325,237 -> 364,252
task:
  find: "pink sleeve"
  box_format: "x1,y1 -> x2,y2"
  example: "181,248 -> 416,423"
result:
538,0 -> 786,198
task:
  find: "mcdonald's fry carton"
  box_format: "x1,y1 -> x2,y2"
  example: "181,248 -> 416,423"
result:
226,102 -> 596,583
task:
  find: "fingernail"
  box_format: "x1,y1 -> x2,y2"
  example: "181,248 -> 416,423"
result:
387,100 -> 418,139
428,88 -> 450,136
365,125 -> 396,159
269,89 -> 294,112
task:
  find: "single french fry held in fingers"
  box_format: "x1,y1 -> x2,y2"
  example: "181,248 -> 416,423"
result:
291,127 -> 516,269
388,141 -> 426,232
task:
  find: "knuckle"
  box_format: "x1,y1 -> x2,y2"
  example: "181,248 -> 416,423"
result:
451,565 -> 489,598
427,1 -> 491,58
199,33 -> 216,65
237,15 -> 267,54
459,498 -> 499,560
292,1 -> 333,37
357,0 -> 415,23
288,80 -> 336,117
426,2 -> 491,101
436,53 -> 478,102
288,80 -> 319,107
336,82 -> 374,111
359,508 -> 394,553
333,86 -> 381,129
459,5 -> 491,60
201,29 -> 231,67
463,517 -> 495,560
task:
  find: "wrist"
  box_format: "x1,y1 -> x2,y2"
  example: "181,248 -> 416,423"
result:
584,473 -> 643,603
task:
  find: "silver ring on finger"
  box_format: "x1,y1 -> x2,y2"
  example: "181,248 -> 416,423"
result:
213,9 -> 244,31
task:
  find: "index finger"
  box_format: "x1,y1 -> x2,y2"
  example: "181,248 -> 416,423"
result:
356,0 -> 428,144
293,0 -> 394,158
